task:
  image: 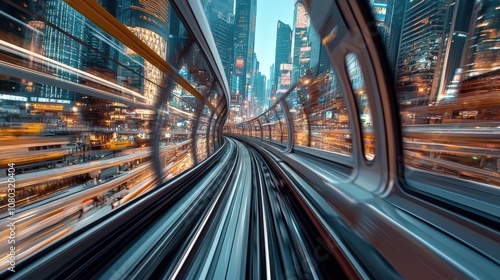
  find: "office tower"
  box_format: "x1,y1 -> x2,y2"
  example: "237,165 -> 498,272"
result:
463,0 -> 500,78
308,25 -> 320,71
211,15 -> 234,81
395,0 -> 448,105
308,26 -> 330,75
255,72 -> 266,114
167,9 -> 187,64
267,64 -> 274,106
202,0 -> 234,81
384,0 -> 406,76
292,0 -> 310,84
278,63 -> 293,92
244,53 -> 259,118
232,0 -> 256,101
120,0 -> 169,104
269,63 -> 275,91
455,0 -> 500,108
434,0 -> 475,103
274,20 -> 292,88
43,0 -> 86,101
247,52 -> 259,115
203,0 -> 234,21
83,0 -> 120,83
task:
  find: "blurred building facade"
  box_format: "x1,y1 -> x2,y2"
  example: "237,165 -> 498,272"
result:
395,0 -> 449,106
384,0 -> 406,76
463,0 -> 500,78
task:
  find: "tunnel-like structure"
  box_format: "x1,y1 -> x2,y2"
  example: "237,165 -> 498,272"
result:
0,0 -> 498,279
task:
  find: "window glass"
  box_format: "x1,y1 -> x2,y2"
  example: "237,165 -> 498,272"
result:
286,87 -> 309,147
345,53 -> 375,160
276,103 -> 288,143
269,109 -> 282,142
0,0 -> 226,264
261,115 -> 271,140
253,120 -> 261,139
301,69 -> 353,155
371,0 -> 500,186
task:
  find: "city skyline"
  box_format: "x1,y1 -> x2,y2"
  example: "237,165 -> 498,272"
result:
0,0 -> 498,122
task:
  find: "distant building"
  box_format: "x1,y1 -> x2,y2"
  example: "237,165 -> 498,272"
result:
201,0 -> 234,81
120,0 -> 170,104
83,0 -> 120,84
274,20 -> 292,88
384,0 -> 406,76
278,63 -> 293,91
267,64 -> 275,107
292,0 -> 310,84
43,0 -> 86,101
435,0 -> 475,103
202,0 -> 234,21
308,25 -> 330,75
232,0 -> 257,101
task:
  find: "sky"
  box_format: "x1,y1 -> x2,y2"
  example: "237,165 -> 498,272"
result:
254,0 -> 294,81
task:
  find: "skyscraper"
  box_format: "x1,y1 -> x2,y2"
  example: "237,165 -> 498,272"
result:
292,0 -> 310,84
434,0 -> 475,103
202,0 -> 234,81
308,25 -> 330,75
83,0 -> 120,83
43,0 -> 86,101
232,0 -> 257,101
463,0 -> 500,78
268,63 -> 275,106
255,72 -> 266,114
120,0 -> 169,104
395,0 -> 448,105
384,0 -> 406,76
274,20 -> 292,88
203,0 -> 234,21
211,14 -> 234,81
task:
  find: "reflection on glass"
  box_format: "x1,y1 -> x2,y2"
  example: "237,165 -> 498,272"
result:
375,0 -> 500,186
345,53 -> 375,160
0,0 -> 226,267
269,110 -> 281,142
294,69 -> 353,155
277,103 -> 288,143
261,115 -> 271,140
253,120 -> 261,139
287,88 -> 309,147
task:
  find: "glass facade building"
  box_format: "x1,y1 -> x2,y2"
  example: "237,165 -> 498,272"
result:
292,0 -> 310,84
232,0 -> 256,103
395,0 -> 448,105
273,20 -> 292,89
